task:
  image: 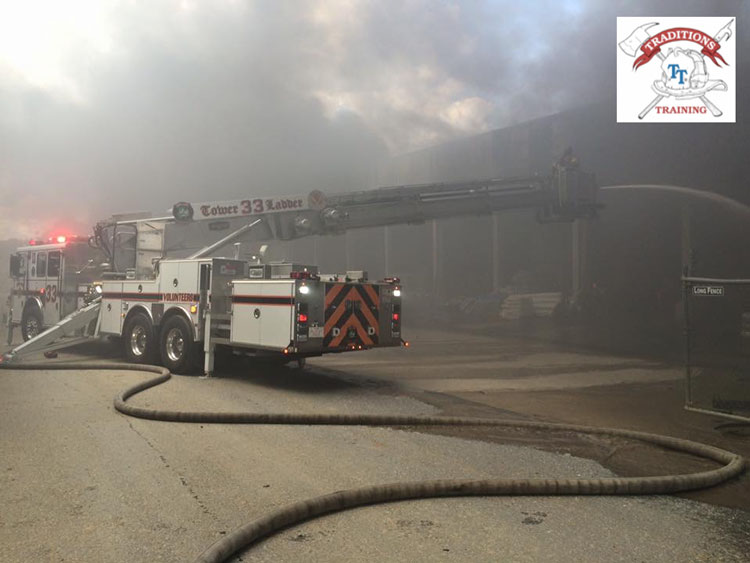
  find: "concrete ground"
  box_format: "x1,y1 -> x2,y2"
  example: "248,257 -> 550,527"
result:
314,327 -> 750,510
1,327 -> 749,562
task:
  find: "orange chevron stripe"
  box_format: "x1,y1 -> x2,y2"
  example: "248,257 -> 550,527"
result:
330,314 -> 374,347
355,297 -> 379,334
363,284 -> 379,306
324,294 -> 349,333
325,285 -> 381,345
325,283 -> 345,308
337,287 -> 379,329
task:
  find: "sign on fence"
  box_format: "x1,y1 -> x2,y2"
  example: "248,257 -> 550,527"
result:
683,277 -> 750,422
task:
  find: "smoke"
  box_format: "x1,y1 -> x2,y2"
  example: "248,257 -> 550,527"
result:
0,0 -> 744,239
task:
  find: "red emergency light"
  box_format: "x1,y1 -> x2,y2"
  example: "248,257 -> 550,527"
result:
290,270 -> 319,280
392,313 -> 399,321
298,313 -> 308,323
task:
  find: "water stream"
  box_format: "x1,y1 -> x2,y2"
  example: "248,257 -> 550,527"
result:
601,184 -> 750,218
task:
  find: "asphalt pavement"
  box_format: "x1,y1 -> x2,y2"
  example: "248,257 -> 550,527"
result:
1,331 -> 749,562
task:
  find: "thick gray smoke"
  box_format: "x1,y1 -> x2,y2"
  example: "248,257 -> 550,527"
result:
0,0 -> 744,239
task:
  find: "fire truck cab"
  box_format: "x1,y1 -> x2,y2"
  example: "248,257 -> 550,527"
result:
8,237 -> 104,341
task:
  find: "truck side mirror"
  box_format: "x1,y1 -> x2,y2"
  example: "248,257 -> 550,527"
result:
9,254 -> 21,277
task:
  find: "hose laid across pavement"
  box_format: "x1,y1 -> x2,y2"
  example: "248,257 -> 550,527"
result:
3,362 -> 745,563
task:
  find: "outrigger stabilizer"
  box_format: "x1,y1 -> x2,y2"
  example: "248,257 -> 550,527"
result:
1,298 -> 102,365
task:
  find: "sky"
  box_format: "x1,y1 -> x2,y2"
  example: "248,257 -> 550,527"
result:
0,0 -> 744,239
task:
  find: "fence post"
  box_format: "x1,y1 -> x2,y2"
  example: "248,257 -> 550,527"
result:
682,276 -> 693,408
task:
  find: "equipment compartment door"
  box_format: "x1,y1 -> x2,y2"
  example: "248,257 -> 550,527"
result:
230,291 -> 261,347
230,281 -> 294,350
100,283 -> 124,334
259,282 -> 295,349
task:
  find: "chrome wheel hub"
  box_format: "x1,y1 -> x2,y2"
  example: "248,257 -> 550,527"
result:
166,328 -> 185,362
130,325 -> 148,357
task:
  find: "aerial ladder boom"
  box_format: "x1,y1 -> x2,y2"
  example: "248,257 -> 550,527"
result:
93,154 -> 597,272
320,166 -> 597,231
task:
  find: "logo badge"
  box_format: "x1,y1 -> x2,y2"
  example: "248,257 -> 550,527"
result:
172,201 -> 194,221
617,17 -> 735,122
308,190 -> 327,210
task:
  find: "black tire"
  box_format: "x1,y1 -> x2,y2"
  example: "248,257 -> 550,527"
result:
160,315 -> 201,375
21,306 -> 44,341
122,312 -> 156,364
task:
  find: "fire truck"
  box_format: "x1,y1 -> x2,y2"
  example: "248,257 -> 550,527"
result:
95,258 -> 402,374
8,233 -> 403,374
3,155 -> 597,375
7,236 -> 105,341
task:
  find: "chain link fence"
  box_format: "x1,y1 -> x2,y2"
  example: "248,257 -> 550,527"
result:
683,277 -> 750,422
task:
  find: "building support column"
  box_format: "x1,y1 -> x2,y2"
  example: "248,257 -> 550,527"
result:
571,218 -> 588,297
344,231 -> 351,271
681,205 -> 692,276
383,225 -> 391,277
491,212 -> 501,292
432,219 -> 440,297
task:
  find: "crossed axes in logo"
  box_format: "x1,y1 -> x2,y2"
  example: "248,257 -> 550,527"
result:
619,20 -> 733,119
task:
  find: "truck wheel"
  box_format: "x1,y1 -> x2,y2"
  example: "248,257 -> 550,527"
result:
21,306 -> 43,341
122,312 -> 156,364
160,315 -> 199,375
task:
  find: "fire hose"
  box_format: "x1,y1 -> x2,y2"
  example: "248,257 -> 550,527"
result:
2,362 -> 745,563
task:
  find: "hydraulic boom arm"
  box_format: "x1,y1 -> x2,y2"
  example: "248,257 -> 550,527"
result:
94,153 -> 597,272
